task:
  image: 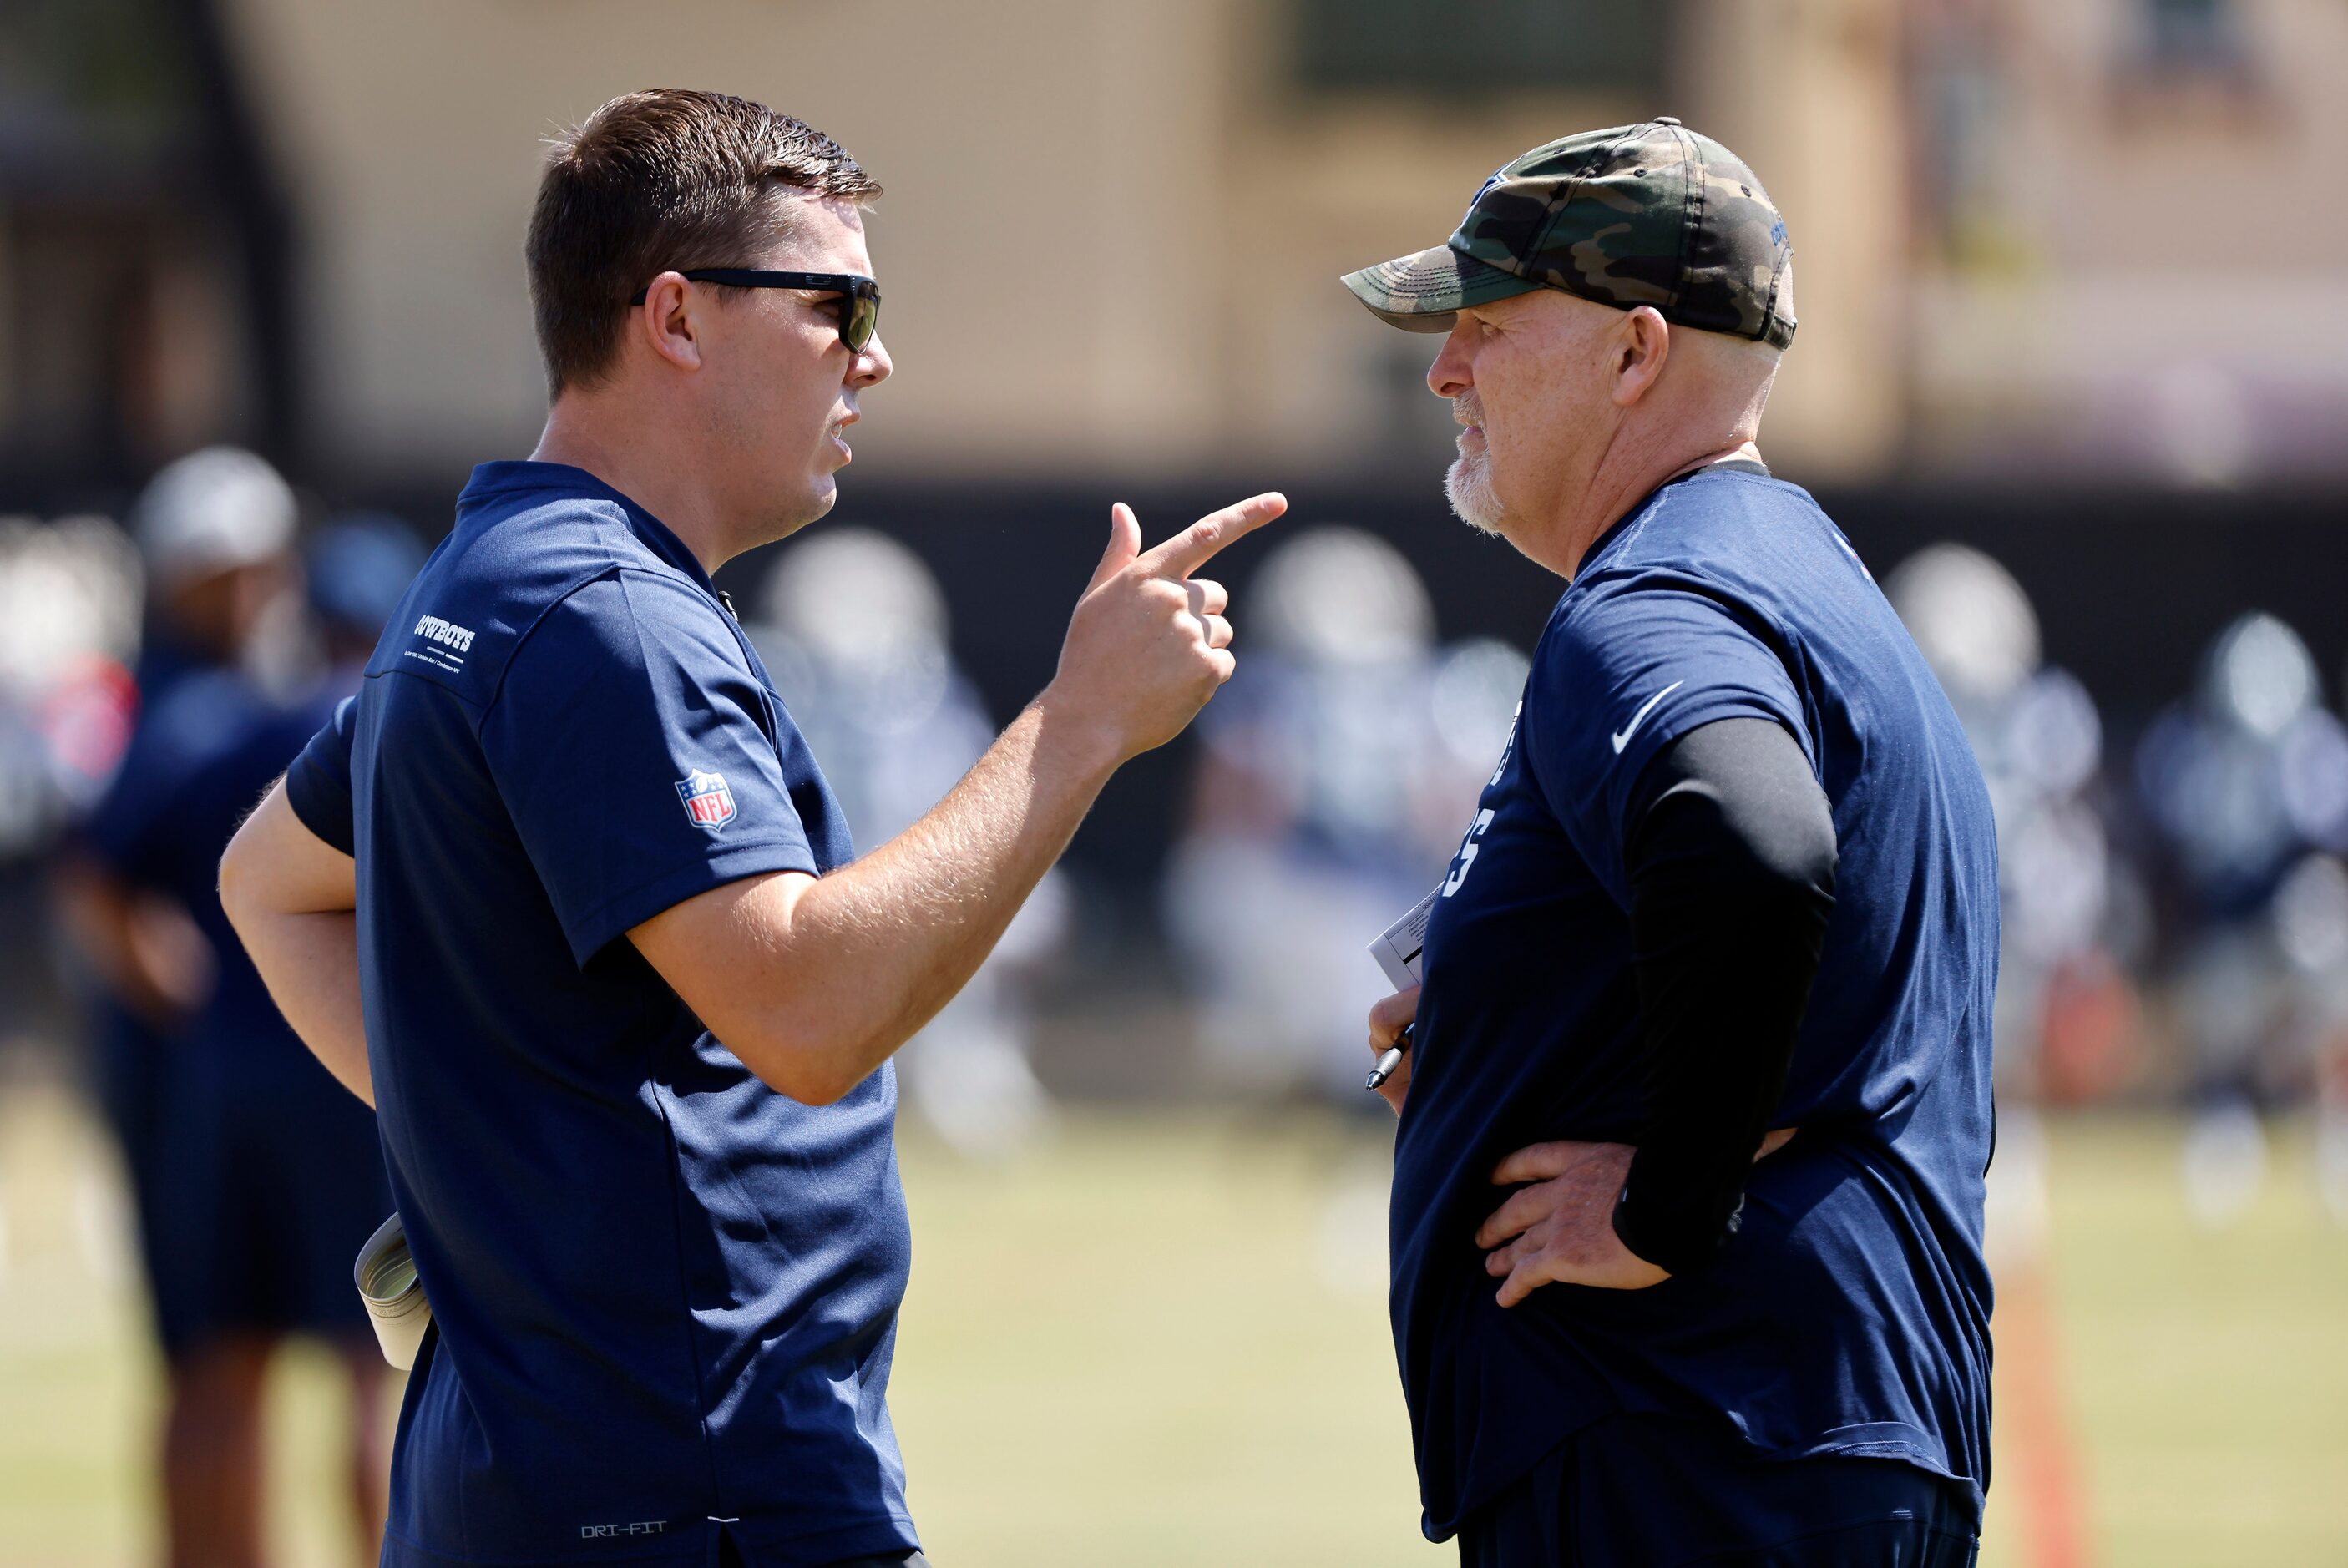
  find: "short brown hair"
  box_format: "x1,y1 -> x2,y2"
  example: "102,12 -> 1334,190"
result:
526,89 -> 879,397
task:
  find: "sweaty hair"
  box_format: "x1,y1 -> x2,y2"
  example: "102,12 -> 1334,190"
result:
527,89 -> 879,397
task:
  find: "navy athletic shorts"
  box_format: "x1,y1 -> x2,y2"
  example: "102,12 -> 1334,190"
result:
1455,1412 -> 1981,1567
144,1030 -> 390,1358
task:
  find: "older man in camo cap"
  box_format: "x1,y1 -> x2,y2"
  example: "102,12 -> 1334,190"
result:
1348,119 -> 1794,347
1349,120 -> 1996,1566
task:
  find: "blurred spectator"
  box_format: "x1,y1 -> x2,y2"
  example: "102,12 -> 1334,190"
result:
55,448 -> 301,1369
0,513 -> 143,842
1164,525 -> 1527,1100
2138,613 -> 2348,1223
53,453 -> 413,1565
306,515 -> 430,671
746,528 -> 1063,1157
1890,549 -> 2348,1231
0,514 -> 143,1053
1889,544 -> 2142,1109
125,447 -> 303,698
1888,543 -> 2143,1258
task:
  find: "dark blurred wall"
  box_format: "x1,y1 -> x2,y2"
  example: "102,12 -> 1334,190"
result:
0,0 -> 297,483
3,465 -> 2337,913
704,477 -> 2348,888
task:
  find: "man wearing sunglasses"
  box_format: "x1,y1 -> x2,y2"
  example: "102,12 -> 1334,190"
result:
627,267 -> 883,352
220,88 -> 1282,1568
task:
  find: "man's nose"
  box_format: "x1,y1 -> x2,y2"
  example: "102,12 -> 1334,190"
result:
852,333 -> 892,388
1427,323 -> 1474,400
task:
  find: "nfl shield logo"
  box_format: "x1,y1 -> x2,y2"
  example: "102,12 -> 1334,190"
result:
675,768 -> 736,833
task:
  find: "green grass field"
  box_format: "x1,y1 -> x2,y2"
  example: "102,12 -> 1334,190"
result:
3,1084 -> 2343,1566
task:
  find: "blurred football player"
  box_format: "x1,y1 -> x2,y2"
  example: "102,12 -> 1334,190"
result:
59,458 -> 412,1566
749,529 -> 1062,1156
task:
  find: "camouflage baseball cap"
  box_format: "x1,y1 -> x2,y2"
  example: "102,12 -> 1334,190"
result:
1341,118 -> 1796,350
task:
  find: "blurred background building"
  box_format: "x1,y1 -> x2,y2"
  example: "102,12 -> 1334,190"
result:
8,0 -> 2347,489
3,2 -> 2347,1564
20,0 -> 2340,856
7,0 -> 2345,813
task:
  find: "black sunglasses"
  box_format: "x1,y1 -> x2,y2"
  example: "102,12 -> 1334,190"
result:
625,269 -> 881,352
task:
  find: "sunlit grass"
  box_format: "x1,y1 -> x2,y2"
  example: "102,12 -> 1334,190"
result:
2,1081 -> 2342,1566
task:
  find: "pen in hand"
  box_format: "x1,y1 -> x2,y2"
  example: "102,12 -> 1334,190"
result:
1365,1024 -> 1413,1092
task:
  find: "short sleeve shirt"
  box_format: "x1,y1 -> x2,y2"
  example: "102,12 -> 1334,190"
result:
286,463 -> 916,1567
89,668 -> 337,1056
1390,464 -> 2000,1539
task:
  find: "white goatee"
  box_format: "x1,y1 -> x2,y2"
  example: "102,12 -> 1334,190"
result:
1445,443 -> 1505,537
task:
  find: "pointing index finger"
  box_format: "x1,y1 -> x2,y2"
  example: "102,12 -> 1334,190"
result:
1140,492 -> 1287,579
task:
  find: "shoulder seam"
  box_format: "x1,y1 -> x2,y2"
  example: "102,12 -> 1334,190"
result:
476,561 -> 737,731
1551,572 -> 1812,733
473,565 -> 623,730
608,569 -> 771,729
476,498 -> 713,716
478,562 -> 754,722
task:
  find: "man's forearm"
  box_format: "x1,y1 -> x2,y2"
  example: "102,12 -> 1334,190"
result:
242,908 -> 372,1106
635,493 -> 1280,1104
651,699 -> 1117,1103
797,699 -> 1111,1044
219,780 -> 372,1106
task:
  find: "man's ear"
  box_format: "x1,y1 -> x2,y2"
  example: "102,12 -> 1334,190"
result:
635,271 -> 705,373
1611,306 -> 1671,408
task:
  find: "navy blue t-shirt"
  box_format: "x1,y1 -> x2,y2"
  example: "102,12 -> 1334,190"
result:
286,463 -> 916,1567
1391,464 -> 1998,1540
89,668 -> 343,1055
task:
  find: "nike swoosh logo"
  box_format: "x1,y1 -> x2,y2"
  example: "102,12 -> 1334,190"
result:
1611,681 -> 1683,754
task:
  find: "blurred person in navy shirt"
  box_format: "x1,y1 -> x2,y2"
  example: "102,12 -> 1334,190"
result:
1166,526 -> 1529,1102
747,529 -> 1066,1158
63,451 -> 299,1236
59,470 -> 421,1568
2137,613 -> 2348,1223
57,448 -> 297,1563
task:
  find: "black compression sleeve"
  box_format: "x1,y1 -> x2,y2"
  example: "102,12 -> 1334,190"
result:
1609,717 -> 1837,1276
